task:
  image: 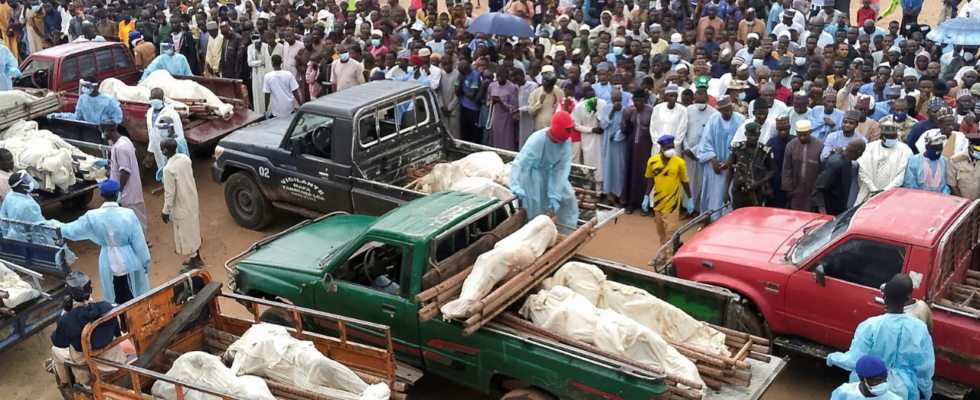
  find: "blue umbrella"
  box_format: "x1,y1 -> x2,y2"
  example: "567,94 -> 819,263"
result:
467,12 -> 535,38
926,18 -> 980,46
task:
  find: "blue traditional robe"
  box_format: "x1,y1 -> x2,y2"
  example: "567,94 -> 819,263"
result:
903,154 -> 950,194
697,111 -> 746,220
807,106 -> 845,141
600,91 -> 631,198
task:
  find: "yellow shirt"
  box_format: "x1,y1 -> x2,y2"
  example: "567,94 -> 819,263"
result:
645,154 -> 688,213
119,20 -> 135,46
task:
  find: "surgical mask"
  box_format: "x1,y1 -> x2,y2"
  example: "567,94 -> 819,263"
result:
668,54 -> 679,63
340,52 -> 350,61
752,59 -> 764,67
150,99 -> 164,110
612,46 -> 623,56
893,111 -> 907,120
31,5 -> 39,11
972,150 -> 980,159
925,148 -> 942,160
966,52 -> 975,62
165,48 -> 175,55
883,138 -> 898,148
100,130 -> 107,140
371,39 -> 381,47
746,20 -> 755,26
663,149 -> 676,158
864,380 -> 889,397
795,57 -> 806,66
407,66 -> 415,74
80,86 -> 92,96
737,92 -> 746,101
252,39 -> 261,44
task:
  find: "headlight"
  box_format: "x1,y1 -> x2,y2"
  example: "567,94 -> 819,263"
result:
214,145 -> 224,159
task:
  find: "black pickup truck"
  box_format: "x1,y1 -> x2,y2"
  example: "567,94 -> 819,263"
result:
212,81 -> 602,229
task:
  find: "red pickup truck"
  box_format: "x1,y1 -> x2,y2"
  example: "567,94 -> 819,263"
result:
14,42 -> 261,153
669,189 -> 980,399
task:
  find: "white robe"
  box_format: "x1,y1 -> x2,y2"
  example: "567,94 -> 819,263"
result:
748,99 -> 788,120
649,102 -> 688,155
731,119 -> 777,144
571,99 -> 606,184
684,104 -> 718,209
161,154 -> 201,255
856,142 -> 914,204
145,106 -> 185,169
247,43 -> 272,114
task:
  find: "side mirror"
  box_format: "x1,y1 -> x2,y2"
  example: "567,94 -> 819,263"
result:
289,137 -> 302,157
814,264 -> 827,287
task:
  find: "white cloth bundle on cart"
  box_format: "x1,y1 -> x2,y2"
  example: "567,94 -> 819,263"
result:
139,70 -> 234,119
0,262 -> 39,309
0,120 -> 107,191
151,351 -> 276,400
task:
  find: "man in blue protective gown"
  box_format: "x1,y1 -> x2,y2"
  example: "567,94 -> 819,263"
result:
148,116 -> 189,182
45,179 -> 151,305
830,355 -> 903,400
828,274 -> 934,400
697,96 -> 745,220
139,41 -> 193,82
510,110 -> 579,234
0,171 -> 45,241
0,42 -> 22,91
48,75 -> 123,124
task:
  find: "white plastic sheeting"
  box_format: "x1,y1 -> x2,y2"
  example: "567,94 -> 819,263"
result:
99,78 -> 190,112
139,70 -> 235,119
495,163 -> 513,187
224,324 -> 391,400
0,120 -> 107,191
449,177 -> 513,202
441,215 -> 557,319
520,285 -> 705,394
451,151 -> 505,181
0,91 -> 56,108
151,351 -> 276,400
0,262 -> 39,309
418,163 -> 468,194
546,262 -> 730,357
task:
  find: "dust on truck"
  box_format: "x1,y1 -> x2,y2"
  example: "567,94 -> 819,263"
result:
225,191 -> 788,400
211,80 -> 608,230
665,189 -> 980,399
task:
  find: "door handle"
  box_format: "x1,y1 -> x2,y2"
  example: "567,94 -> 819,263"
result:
381,304 -> 397,312
702,261 -> 714,268
319,171 -> 330,178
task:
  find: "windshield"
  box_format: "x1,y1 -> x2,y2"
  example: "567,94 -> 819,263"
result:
290,112 -> 333,139
790,206 -> 860,265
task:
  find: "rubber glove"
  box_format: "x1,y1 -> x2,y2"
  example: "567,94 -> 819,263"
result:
512,186 -> 526,200
46,114 -> 54,119
685,198 -> 694,214
549,198 -> 561,214
264,110 -> 270,119
92,159 -> 108,168
642,195 -> 650,212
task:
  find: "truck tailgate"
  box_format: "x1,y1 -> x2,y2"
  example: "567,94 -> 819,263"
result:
704,356 -> 788,400
183,108 -> 264,146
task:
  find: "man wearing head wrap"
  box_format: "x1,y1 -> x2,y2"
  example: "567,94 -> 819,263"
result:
915,108 -> 969,156
828,274 -> 934,400
906,98 -> 946,154
644,133 -> 692,265
781,120 -> 823,210
650,83 -> 688,159
822,110 -> 869,162
856,121 -> 914,204
807,88 -> 845,141
697,95 -> 747,220
510,111 -> 579,234
601,88 -> 632,204
589,10 -> 619,39
45,179 -> 151,305
682,82 -> 719,213
725,121 -> 775,209
623,86 -> 656,214
902,129 -> 951,194
830,355 -> 903,400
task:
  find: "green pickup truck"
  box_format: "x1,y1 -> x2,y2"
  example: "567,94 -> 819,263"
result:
225,192 -> 787,400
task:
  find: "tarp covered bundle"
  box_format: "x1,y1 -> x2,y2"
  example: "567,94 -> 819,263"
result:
151,351 -> 276,400
0,120 -> 107,191
417,151 -> 514,199
99,78 -> 189,112
224,324 -> 391,400
441,215 -> 557,319
129,70 -> 234,119
0,262 -> 39,309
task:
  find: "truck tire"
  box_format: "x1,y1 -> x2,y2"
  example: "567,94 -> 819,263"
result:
501,388 -> 555,400
225,171 -> 274,230
59,190 -> 94,210
725,299 -> 770,340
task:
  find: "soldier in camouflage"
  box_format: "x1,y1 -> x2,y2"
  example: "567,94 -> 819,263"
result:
725,122 -> 776,209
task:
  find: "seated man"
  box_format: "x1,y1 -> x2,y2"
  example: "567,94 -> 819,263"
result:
49,272 -> 126,388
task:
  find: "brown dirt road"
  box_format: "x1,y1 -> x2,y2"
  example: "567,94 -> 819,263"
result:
0,0 -> 953,398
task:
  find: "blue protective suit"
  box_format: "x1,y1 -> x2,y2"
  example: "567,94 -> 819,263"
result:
903,154 -> 950,194
510,129 -> 579,234
830,382 -> 904,400
154,135 -> 190,181
827,313 -> 935,400
0,44 -> 22,91
49,93 -> 123,124
139,53 -> 193,82
0,192 -> 45,241
48,203 -> 151,304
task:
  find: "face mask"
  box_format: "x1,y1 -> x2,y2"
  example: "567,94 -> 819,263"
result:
668,54 -> 679,63
252,39 -> 261,44
893,111 -> 907,120
31,5 -> 39,12
972,150 -> 980,159
371,39 -> 381,46
795,57 -> 806,66
925,148 -> 942,160
165,48 -> 175,55
612,46 -> 623,56
752,59 -> 764,67
883,138 -> 898,148
407,66 -> 415,74
966,53 -> 975,62
100,130 -> 107,140
26,178 -> 37,192
737,92 -> 746,101
864,380 -> 889,397
746,20 -> 755,26
663,149 -> 676,158
80,86 -> 92,96
340,52 -> 350,61
150,99 -> 164,110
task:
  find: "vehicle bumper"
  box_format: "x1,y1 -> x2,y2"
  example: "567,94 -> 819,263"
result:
212,162 -> 224,184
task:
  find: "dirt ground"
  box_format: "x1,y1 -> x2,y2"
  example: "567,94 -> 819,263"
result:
0,0 -> 953,398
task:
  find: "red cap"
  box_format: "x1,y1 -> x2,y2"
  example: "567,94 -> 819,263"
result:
409,55 -> 425,66
548,111 -> 575,143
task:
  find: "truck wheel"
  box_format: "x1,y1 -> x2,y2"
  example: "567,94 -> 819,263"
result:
501,388 -> 555,400
725,299 -> 770,340
60,190 -> 94,210
225,172 -> 274,230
